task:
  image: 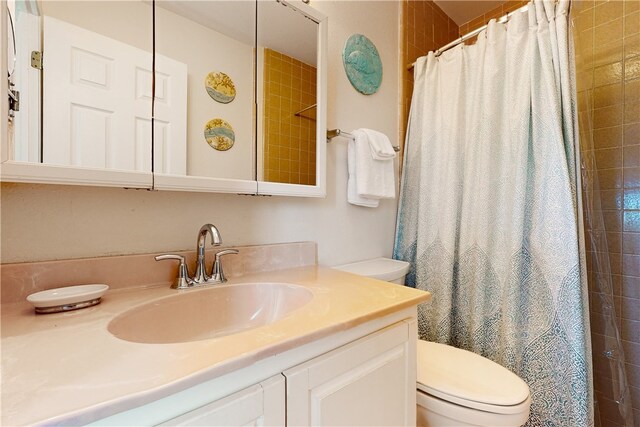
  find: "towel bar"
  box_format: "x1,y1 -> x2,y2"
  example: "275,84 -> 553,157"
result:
326,129 -> 400,152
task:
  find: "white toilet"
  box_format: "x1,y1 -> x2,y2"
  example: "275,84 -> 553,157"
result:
334,258 -> 531,427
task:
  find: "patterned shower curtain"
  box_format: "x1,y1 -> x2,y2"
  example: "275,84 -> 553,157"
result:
394,1 -> 593,425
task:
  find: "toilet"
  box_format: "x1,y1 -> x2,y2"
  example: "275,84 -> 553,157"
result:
334,258 -> 531,427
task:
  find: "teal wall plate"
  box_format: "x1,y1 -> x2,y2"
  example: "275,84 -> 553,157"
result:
342,34 -> 382,95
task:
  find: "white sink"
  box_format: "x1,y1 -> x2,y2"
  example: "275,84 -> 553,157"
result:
108,283 -> 313,344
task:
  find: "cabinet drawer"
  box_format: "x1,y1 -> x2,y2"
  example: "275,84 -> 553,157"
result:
159,375 -> 285,426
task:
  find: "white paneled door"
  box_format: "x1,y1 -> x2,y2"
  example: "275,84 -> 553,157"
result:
42,16 -> 186,174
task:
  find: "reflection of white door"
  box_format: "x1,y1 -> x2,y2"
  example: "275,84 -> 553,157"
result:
13,8 -> 41,162
43,16 -> 187,174
153,55 -> 188,175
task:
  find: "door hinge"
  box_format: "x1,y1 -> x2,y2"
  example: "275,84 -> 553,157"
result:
30,51 -> 42,70
8,82 -> 20,120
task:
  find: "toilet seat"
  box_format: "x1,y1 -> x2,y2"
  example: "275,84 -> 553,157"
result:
416,340 -> 530,415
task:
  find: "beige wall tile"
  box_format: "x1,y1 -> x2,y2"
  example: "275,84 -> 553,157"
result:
624,145 -> 640,167
624,100 -> 640,124
625,210 -> 640,231
623,232 -> 640,254
596,18 -> 624,45
625,33 -> 640,59
594,61 -> 624,86
600,189 -> 625,209
626,0 -> 640,16
604,210 -> 624,231
626,56 -> 640,80
599,168 -> 624,188
595,82 -> 624,107
625,167 -> 640,188
625,123 -> 640,145
594,126 -> 623,148
594,104 -> 624,128
626,78 -> 640,101
595,0 -> 624,26
625,11 -> 640,38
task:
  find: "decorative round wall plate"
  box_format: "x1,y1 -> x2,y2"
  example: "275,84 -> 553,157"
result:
342,34 -> 383,95
205,71 -> 236,103
204,118 -> 235,151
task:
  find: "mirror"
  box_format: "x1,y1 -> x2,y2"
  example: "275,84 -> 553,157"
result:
7,0 -> 154,178
3,0 -> 325,195
153,0 -> 256,184
256,0 -> 318,187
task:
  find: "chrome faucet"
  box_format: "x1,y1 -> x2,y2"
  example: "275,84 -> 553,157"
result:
193,224 -> 222,284
154,254 -> 194,289
211,249 -> 239,283
155,223 -> 238,289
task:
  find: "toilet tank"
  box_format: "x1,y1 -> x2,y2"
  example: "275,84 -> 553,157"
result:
334,257 -> 410,285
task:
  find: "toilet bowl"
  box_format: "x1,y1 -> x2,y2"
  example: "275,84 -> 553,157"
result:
334,258 -> 531,427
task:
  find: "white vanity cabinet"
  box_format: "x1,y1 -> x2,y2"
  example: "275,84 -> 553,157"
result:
159,375 -> 285,427
162,318 -> 416,427
91,313 -> 418,427
285,319 -> 417,427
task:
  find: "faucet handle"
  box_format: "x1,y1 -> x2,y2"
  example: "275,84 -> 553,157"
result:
155,254 -> 194,289
211,249 -> 239,284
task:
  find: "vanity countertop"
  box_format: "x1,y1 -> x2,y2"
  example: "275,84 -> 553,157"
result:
1,266 -> 430,426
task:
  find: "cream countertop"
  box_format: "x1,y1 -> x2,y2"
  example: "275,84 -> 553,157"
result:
1,266 -> 430,426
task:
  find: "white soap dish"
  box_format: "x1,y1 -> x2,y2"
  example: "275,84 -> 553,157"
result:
27,284 -> 109,314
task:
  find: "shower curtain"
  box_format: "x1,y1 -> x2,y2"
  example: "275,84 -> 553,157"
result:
394,1 -> 593,425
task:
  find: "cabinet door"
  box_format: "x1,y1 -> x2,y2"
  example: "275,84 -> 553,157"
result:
160,375 -> 285,426
285,320 -> 417,427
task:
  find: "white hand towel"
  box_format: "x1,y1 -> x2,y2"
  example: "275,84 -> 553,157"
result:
360,128 -> 396,160
348,139 -> 379,207
352,129 -> 396,200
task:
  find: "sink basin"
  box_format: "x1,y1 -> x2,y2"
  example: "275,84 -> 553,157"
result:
108,283 -> 313,344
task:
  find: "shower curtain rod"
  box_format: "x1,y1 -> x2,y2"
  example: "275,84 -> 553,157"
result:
407,3 -> 530,70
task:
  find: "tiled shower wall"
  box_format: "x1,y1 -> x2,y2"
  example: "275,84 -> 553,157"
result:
573,1 -> 640,425
262,48 -> 317,186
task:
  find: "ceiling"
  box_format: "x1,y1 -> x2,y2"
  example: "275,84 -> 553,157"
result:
433,0 -> 505,26
157,1 -> 317,66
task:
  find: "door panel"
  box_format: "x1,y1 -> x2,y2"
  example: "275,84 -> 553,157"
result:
42,16 -> 186,174
285,320 -> 417,427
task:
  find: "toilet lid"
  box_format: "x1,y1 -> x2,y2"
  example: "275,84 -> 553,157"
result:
416,340 -> 530,415
334,258 -> 410,282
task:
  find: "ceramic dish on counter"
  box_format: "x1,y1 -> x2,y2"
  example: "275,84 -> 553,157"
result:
26,284 -> 109,314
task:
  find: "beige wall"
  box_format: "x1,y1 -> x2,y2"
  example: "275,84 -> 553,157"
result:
1,1 -> 401,267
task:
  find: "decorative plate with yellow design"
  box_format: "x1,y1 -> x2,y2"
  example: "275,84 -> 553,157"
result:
205,71 -> 236,104
204,119 -> 235,151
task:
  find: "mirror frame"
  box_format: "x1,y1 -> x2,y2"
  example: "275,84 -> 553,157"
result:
0,0 -> 327,198
254,0 -> 327,198
1,5 -> 8,165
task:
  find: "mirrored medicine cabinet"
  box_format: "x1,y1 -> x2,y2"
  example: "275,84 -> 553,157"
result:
1,0 -> 327,197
